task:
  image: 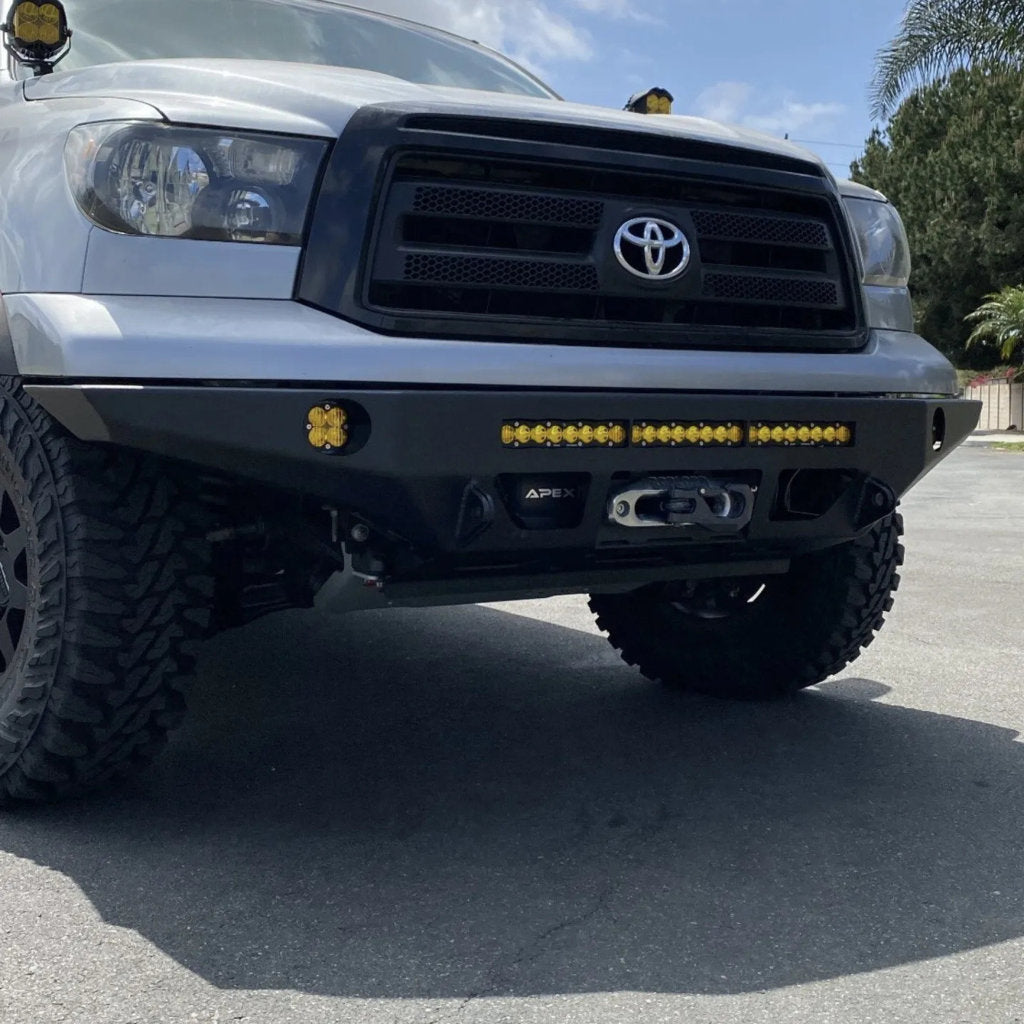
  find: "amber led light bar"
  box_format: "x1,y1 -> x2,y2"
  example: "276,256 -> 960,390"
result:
501,420 -> 629,449
748,422 -> 854,447
501,418 -> 856,450
632,421 -> 744,448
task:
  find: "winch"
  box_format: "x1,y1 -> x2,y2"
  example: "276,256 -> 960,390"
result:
607,476 -> 755,532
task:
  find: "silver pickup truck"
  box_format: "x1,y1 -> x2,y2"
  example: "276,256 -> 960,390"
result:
0,0 -> 979,803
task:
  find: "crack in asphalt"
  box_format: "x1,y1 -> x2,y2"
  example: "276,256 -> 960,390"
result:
422,992 -> 482,1024
508,884 -> 617,973
417,884 -> 616,1024
416,809 -> 678,1024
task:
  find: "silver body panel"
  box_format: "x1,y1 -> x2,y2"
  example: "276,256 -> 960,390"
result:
82,234 -> 300,300
862,285 -> 914,334
5,294 -> 957,395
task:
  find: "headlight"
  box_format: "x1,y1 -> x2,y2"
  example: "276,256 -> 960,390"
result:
64,122 -> 328,245
842,197 -> 912,288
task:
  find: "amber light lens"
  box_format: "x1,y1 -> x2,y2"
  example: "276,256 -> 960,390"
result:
749,422 -> 854,447
502,420 -> 628,449
307,405 -> 349,452
12,1 -> 63,44
631,421 -> 745,447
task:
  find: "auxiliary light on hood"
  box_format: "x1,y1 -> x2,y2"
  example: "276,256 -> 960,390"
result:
1,0 -> 72,74
624,87 -> 674,115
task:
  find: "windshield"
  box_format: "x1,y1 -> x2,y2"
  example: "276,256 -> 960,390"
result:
35,0 -> 555,97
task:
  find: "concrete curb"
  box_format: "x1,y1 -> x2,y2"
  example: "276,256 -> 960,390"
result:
962,431 -> 1024,447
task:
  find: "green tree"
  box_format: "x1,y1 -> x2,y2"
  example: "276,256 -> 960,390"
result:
851,67 -> 1024,367
871,0 -> 1024,118
966,285 -> 1024,361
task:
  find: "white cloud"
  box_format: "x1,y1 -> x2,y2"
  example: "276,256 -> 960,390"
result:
693,81 -> 754,124
694,80 -> 845,137
744,100 -> 846,135
568,0 -> 661,23
347,1 -> 593,68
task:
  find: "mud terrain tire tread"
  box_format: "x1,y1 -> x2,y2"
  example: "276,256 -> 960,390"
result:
590,513 -> 904,700
0,377 -> 212,804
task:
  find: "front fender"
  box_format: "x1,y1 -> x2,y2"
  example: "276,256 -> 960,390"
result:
0,292 -> 16,375
0,94 -> 164,295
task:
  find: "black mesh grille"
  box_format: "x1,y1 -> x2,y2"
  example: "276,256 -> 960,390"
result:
412,185 -> 602,227
352,120 -> 860,348
703,273 -> 840,307
691,210 -> 829,248
405,254 -> 599,291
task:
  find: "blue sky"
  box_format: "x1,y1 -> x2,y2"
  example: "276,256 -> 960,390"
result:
362,0 -> 910,179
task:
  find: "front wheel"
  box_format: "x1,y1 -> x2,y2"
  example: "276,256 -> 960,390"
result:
590,514 -> 904,700
0,379 -> 213,804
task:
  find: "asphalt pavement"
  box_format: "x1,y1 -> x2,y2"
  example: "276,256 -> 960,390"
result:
1,441 -> 1023,1024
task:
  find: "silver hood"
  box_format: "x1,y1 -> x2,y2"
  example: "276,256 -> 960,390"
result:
26,58 -> 829,170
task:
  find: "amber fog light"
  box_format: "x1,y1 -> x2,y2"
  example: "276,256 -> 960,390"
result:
306,404 -> 349,452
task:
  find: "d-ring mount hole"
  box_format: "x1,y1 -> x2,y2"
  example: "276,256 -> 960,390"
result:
932,408 -> 946,452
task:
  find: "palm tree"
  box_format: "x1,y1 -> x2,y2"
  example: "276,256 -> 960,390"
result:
871,0 -> 1024,118
965,285 -> 1024,362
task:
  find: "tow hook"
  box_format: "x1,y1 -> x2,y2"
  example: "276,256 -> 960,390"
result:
608,476 -> 755,532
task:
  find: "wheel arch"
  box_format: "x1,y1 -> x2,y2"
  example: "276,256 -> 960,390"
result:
0,294 -> 19,376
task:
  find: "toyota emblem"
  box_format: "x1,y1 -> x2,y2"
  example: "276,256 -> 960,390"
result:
614,217 -> 691,281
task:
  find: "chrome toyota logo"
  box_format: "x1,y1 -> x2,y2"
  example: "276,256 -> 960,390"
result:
614,217 -> 691,281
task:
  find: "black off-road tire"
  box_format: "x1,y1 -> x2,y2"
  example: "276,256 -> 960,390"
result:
590,514 -> 904,700
0,378 -> 213,804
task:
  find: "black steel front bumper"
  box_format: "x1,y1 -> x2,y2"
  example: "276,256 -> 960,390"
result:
27,384 -> 980,585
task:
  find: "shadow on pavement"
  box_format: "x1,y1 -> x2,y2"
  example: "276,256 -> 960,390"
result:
1,603 -> 1022,998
